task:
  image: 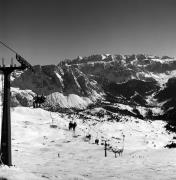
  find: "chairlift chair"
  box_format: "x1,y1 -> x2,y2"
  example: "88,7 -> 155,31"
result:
33,77 -> 46,108
49,111 -> 58,128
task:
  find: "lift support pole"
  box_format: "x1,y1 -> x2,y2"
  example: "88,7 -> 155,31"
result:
0,65 -> 25,166
0,41 -> 34,166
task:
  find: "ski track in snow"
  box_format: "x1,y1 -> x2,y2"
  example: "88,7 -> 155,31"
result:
0,107 -> 176,180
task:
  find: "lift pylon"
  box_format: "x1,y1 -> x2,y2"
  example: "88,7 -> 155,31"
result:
0,41 -> 34,166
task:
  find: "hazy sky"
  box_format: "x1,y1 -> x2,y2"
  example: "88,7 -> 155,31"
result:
0,0 -> 176,65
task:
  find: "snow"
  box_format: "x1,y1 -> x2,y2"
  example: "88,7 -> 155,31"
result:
138,70 -> 176,88
46,92 -> 92,109
101,54 -> 111,60
11,70 -> 24,81
11,87 -> 35,95
151,107 -> 164,115
136,106 -> 164,116
55,72 -> 64,87
151,58 -> 175,64
113,103 -> 133,113
96,117 -> 171,150
89,90 -> 103,101
10,87 -> 35,106
101,54 -> 106,60
1,56 -> 176,179
0,166 -> 44,180
71,69 -> 82,90
0,107 -> 176,179
135,106 -> 147,116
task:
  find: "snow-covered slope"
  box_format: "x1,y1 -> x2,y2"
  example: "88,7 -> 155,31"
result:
1,54 -> 176,179
46,92 -> 92,109
0,107 -> 176,180
45,91 -> 102,110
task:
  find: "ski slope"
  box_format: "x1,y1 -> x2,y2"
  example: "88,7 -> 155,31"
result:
0,107 -> 176,180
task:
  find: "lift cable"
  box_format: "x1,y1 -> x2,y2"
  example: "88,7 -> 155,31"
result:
0,40 -> 34,72
0,40 -> 18,54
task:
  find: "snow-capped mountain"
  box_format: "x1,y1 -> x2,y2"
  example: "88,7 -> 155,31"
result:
5,53 -> 176,130
10,54 -> 176,108
10,64 -> 102,109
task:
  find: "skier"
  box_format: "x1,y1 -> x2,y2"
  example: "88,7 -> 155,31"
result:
68,121 -> 73,131
73,121 -> 77,132
95,139 -> 99,145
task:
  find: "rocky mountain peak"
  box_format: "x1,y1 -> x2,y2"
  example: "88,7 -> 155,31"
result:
7,53 -> 176,114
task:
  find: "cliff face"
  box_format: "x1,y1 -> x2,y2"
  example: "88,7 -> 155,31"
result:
10,64 -> 102,109
7,54 -> 176,110
11,64 -> 101,96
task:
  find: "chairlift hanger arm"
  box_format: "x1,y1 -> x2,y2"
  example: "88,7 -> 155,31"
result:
0,66 -> 26,73
0,40 -> 35,72
16,54 -> 34,72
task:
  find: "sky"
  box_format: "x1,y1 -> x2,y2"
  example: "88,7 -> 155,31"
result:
0,0 -> 176,65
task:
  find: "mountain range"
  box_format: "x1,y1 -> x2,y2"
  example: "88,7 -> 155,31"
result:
2,53 -> 176,130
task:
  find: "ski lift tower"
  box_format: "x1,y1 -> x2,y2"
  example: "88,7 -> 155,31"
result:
0,49 -> 34,166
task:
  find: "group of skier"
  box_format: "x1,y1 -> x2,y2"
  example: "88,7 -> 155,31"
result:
33,94 -> 46,108
68,121 -> 77,132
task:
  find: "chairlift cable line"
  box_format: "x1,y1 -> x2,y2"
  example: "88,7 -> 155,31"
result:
0,41 -> 44,108
0,40 -> 34,72
0,40 -> 18,55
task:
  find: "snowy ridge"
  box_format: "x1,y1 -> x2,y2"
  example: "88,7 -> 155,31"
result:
11,87 -> 35,107
137,70 -> 176,88
46,92 -> 92,109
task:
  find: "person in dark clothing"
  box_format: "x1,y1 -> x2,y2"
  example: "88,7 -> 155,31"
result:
68,121 -> 73,131
95,139 -> 99,145
33,94 -> 46,108
85,134 -> 91,141
72,122 -> 77,132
